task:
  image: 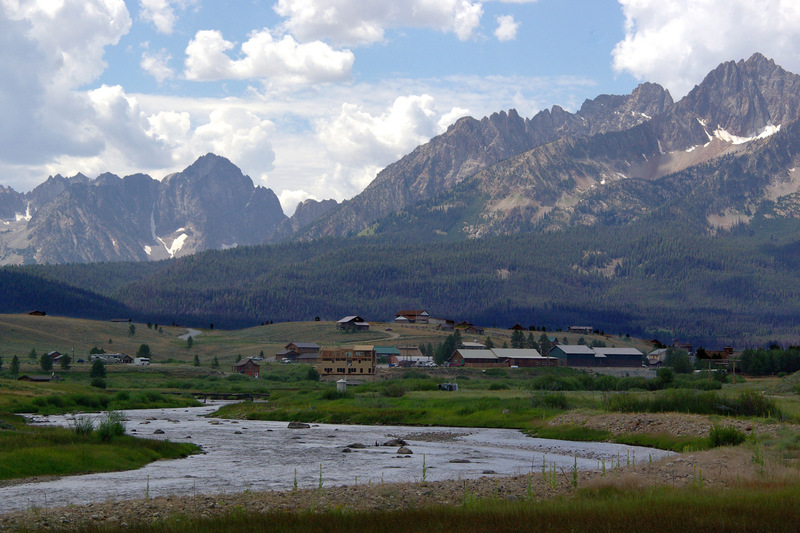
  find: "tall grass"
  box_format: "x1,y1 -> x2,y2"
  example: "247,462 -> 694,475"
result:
603,389 -> 783,419
82,483 -> 800,533
0,413 -> 199,480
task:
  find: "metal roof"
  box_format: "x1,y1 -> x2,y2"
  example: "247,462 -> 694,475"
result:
492,348 -> 545,359
594,348 -> 643,356
553,345 -> 595,355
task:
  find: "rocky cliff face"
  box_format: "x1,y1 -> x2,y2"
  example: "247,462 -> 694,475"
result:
366,54 -> 800,240
0,154 -> 286,264
295,83 -> 674,240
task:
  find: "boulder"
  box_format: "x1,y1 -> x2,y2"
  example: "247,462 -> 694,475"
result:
397,446 -> 413,455
288,421 -> 311,429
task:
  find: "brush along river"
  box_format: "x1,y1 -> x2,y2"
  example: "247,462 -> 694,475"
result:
1,403 -> 673,513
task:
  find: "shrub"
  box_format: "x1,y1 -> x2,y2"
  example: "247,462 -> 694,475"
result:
320,389 -> 352,400
489,382 -> 509,390
306,367 -> 320,381
70,415 -> 94,436
90,377 -> 107,389
382,383 -> 406,398
709,424 -> 746,447
96,411 -> 126,442
529,391 -> 570,409
90,360 -> 106,378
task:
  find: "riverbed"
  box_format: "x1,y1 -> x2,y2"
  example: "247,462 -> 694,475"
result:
0,404 -> 673,514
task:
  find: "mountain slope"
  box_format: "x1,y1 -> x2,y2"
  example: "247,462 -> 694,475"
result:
294,83 -> 674,240
0,154 -> 287,264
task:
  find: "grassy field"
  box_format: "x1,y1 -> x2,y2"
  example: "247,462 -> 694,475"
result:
0,411 -> 199,480
0,313 -> 652,367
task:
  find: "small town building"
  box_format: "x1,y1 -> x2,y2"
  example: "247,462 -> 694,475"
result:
460,341 -> 486,350
648,348 -> 668,366
428,317 -> 455,330
278,342 -> 321,363
549,345 -> 596,366
395,310 -> 430,324
317,345 -> 376,378
455,322 -> 485,335
232,359 -> 260,378
492,348 -> 558,367
593,347 -> 644,367
375,345 -> 401,364
275,349 -> 300,362
336,316 -> 370,331
448,349 -> 504,368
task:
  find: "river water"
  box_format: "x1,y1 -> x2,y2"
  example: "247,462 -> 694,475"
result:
0,404 -> 673,513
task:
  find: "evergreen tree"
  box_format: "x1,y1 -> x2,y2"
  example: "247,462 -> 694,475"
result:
511,329 -> 524,349
90,359 -> 107,378
211,356 -> 219,369
193,354 -> 200,366
485,337 -> 494,349
538,333 -> 552,356
187,336 -> 193,349
40,353 -> 53,372
525,332 -> 536,349
28,348 -> 37,362
60,354 -> 71,371
136,344 -> 151,358
128,323 -> 136,336
0,355 -> 3,371
10,355 -> 19,378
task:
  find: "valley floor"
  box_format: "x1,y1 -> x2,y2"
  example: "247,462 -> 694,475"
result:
1,413 -> 793,532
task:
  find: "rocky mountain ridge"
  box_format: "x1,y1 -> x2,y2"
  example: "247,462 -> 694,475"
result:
0,154 -> 287,264
2,53 -> 799,264
311,53 -> 800,241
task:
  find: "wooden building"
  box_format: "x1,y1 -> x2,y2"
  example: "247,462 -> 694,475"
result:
395,310 -> 430,324
448,349 -> 505,368
317,345 -> 376,378
232,359 -> 260,378
492,348 -> 558,367
336,316 -> 370,331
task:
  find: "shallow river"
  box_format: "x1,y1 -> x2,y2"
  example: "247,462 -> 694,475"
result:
1,403 -> 673,513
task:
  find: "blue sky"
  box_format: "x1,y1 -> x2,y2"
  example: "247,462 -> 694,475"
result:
2,0 -> 800,214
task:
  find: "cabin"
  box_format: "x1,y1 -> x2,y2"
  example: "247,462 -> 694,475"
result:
336,316 -> 370,331
316,345 -> 376,378
232,359 -> 260,378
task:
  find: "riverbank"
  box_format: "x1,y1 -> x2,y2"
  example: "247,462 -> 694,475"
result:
0,442 -> 787,532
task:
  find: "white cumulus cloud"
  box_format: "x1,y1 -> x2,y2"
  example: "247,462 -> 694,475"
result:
141,48 -> 174,83
613,0 -> 800,98
138,0 -> 197,34
274,0 -> 484,45
494,14 -> 518,40
0,0 -> 131,175
184,28 -> 354,85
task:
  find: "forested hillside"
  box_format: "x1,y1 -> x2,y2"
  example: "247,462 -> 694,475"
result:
6,212 -> 800,348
